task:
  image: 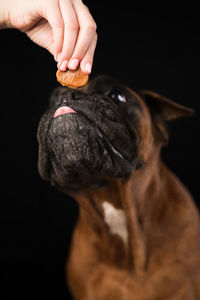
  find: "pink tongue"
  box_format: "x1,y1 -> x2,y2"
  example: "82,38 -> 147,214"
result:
54,106 -> 77,118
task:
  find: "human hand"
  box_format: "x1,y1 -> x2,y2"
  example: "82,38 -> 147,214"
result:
1,0 -> 97,74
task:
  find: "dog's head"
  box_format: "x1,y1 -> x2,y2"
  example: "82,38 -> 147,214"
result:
37,75 -> 193,194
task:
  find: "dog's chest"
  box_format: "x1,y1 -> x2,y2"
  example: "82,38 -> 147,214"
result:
102,201 -> 128,244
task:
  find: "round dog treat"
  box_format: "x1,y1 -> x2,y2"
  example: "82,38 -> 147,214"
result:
56,67 -> 89,88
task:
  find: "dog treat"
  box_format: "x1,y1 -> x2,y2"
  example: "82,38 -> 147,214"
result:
56,67 -> 89,88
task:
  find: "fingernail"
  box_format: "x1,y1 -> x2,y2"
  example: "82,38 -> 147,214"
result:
60,60 -> 68,71
85,62 -> 92,74
56,52 -> 61,62
68,59 -> 79,70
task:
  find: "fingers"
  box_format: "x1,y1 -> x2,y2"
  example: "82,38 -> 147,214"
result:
67,0 -> 97,73
36,0 -> 64,60
45,0 -> 64,61
80,33 -> 97,74
57,0 -> 79,70
41,0 -> 97,73
57,0 -> 97,73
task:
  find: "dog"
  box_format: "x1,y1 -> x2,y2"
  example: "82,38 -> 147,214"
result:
37,75 -> 200,300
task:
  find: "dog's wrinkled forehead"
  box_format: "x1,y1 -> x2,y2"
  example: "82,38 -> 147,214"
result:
86,75 -> 123,94
85,75 -> 140,104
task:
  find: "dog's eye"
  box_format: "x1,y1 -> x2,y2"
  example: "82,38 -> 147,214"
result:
107,89 -> 127,103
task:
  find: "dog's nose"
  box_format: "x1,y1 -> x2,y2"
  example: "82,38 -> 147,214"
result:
67,90 -> 86,101
67,91 -> 76,101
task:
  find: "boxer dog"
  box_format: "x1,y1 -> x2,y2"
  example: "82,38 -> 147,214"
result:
37,76 -> 200,300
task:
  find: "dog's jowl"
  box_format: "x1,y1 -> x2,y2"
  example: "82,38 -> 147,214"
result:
37,76 -> 200,300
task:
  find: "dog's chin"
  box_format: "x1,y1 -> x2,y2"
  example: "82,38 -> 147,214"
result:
45,113 -> 139,193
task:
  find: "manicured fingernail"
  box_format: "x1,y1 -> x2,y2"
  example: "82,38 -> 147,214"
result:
68,59 -> 79,70
85,62 -> 92,74
60,60 -> 68,71
56,52 -> 61,62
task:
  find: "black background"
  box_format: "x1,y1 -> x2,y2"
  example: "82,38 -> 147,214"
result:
0,2 -> 199,299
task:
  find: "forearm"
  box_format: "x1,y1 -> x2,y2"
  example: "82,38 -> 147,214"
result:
0,0 -> 11,29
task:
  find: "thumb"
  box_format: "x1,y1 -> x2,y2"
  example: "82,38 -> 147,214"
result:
26,20 -> 55,56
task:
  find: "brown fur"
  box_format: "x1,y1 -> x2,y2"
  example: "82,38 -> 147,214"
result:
66,91 -> 200,300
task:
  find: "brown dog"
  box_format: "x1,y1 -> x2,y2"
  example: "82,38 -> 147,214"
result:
37,76 -> 200,299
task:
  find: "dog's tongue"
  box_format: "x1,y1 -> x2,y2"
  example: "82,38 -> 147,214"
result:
54,106 -> 77,118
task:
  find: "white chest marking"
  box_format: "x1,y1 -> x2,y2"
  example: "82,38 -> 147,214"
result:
102,201 -> 128,244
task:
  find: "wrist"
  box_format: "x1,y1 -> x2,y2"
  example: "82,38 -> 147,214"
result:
0,0 -> 12,29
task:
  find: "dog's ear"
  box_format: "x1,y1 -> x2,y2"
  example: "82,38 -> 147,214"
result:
139,90 -> 194,120
139,90 -> 194,143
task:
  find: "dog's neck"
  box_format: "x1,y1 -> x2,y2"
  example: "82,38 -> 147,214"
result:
75,146 -> 164,274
